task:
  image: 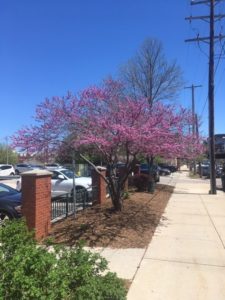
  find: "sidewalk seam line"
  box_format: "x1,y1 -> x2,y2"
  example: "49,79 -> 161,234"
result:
144,257 -> 225,268
200,194 -> 225,249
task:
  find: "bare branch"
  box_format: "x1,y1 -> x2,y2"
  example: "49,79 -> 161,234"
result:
79,153 -> 109,185
119,38 -> 184,106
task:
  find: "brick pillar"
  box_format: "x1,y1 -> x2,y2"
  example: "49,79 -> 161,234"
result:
21,170 -> 52,240
91,167 -> 106,205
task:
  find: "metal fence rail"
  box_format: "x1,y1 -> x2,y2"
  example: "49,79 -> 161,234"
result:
51,186 -> 99,222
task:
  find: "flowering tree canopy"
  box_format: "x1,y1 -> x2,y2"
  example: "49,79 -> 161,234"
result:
12,80 -> 204,210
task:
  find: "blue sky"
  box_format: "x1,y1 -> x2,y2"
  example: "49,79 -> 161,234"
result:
0,0 -> 225,144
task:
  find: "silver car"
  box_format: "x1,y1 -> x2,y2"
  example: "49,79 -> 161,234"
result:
51,169 -> 92,197
16,168 -> 92,197
15,163 -> 45,175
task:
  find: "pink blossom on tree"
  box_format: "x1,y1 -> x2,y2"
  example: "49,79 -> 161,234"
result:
11,80 -> 204,210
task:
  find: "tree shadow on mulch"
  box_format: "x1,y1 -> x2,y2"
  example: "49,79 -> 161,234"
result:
49,184 -> 174,248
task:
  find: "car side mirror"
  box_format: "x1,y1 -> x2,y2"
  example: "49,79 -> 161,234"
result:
58,174 -> 65,180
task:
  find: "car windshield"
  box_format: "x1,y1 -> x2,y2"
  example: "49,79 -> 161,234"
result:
0,183 -> 19,197
60,169 -> 79,179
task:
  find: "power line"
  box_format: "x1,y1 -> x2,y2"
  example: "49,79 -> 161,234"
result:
199,39 -> 225,118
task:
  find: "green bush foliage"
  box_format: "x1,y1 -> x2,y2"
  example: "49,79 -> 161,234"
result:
0,219 -> 126,300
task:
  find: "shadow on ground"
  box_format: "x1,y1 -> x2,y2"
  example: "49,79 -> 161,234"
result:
49,184 -> 173,248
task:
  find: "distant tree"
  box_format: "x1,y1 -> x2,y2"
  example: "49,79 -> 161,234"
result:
0,144 -> 18,165
119,38 -> 183,107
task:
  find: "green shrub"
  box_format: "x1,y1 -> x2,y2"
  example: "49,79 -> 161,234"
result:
0,219 -> 126,300
122,191 -> 130,200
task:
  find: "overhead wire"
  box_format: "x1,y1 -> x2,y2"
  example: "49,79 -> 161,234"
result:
184,0 -> 206,111
184,0 -> 225,132
198,1 -> 225,122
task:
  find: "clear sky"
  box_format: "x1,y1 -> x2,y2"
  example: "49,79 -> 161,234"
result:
0,0 -> 225,144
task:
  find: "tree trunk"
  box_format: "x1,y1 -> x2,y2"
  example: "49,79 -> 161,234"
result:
147,155 -> 155,193
111,193 -> 123,211
108,176 -> 123,211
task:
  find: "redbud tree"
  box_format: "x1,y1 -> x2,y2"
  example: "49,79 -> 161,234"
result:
12,80 -> 204,211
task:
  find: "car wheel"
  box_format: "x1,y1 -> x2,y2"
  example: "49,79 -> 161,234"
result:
0,210 -> 12,226
76,186 -> 87,192
10,172 -> 15,176
71,187 -> 89,202
15,170 -> 20,175
71,186 -> 87,194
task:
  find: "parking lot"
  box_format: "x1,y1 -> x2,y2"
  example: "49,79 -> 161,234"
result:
1,173 -> 224,192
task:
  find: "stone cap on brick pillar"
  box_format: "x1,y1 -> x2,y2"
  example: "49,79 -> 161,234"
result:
96,166 -> 107,171
21,169 -> 53,176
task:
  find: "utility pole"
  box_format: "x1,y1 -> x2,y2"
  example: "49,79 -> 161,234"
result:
195,114 -> 199,138
184,84 -> 202,174
185,0 -> 225,194
208,0 -> 216,194
184,84 -> 202,135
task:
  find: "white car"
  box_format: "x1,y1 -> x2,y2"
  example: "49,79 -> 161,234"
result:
16,168 -> 92,197
45,163 -> 63,170
0,164 -> 15,176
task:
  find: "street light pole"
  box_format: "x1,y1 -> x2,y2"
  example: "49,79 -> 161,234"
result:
5,136 -> 9,164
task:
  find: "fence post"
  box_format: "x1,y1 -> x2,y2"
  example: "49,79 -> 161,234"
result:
21,169 -> 52,240
91,166 -> 106,205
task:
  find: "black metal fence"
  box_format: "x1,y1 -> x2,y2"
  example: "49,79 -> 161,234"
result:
51,186 -> 99,222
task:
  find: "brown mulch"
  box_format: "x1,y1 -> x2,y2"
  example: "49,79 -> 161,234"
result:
49,184 -> 173,248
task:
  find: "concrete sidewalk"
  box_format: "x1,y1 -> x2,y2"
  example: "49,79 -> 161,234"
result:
127,170 -> 225,300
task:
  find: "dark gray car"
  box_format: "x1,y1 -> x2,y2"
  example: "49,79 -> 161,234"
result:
0,183 -> 21,225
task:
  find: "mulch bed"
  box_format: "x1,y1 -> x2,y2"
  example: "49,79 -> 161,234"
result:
49,184 -> 173,248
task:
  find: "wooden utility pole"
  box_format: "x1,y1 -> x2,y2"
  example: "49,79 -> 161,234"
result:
184,84 -> 202,135
184,84 -> 202,174
185,0 -> 225,194
208,0 -> 216,194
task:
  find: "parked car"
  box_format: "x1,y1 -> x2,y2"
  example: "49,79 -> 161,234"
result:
29,164 -> 45,170
200,164 -> 222,178
45,163 -> 63,170
14,163 -> 45,175
0,164 -> 15,176
0,183 -> 21,225
14,163 -> 34,175
140,164 -> 160,182
158,163 -> 177,172
16,168 -> 92,197
51,169 -> 92,197
158,166 -> 171,176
